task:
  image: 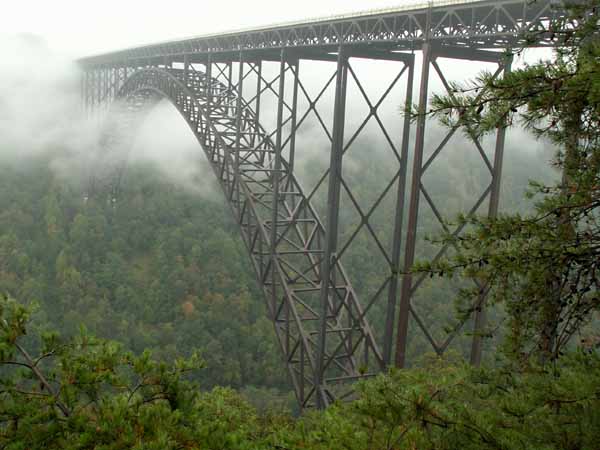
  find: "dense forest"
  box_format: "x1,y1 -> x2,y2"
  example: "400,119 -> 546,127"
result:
0,156 -> 296,409
0,133 -> 552,410
4,147 -> 598,449
1,1 -> 599,448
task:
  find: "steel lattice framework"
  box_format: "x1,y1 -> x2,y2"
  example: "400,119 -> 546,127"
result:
79,0 -> 570,409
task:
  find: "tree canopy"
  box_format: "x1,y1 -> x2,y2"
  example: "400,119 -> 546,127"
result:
416,0 -> 600,363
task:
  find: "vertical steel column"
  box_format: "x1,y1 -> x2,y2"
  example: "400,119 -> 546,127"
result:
470,57 -> 513,366
89,70 -> 94,120
111,67 -> 117,102
383,55 -> 415,366
269,50 -> 286,317
95,68 -> 101,121
234,53 -> 244,215
94,68 -> 98,116
486,57 -> 512,221
87,70 -> 91,116
103,66 -> 108,112
395,43 -> 432,368
82,70 -> 88,117
81,71 -> 85,114
300,338 -> 305,405
254,61 -> 262,149
227,61 -> 233,98
288,60 -> 300,175
95,68 -> 98,111
316,46 -> 348,408
183,54 -> 190,86
107,67 -> 112,103
206,55 -> 213,138
85,70 -> 89,117
113,67 -> 118,101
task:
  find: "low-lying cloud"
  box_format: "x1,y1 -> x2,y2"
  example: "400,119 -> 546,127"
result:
0,35 -> 90,162
0,34 -> 218,199
0,33 -> 555,213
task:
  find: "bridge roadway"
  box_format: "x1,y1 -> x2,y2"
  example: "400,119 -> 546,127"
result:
79,0 -> 568,409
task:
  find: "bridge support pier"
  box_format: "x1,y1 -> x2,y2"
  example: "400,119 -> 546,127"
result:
270,51 -> 287,319
471,57 -> 513,366
316,45 -> 349,409
395,43 -> 514,368
383,54 -> 415,367
396,42 -> 433,368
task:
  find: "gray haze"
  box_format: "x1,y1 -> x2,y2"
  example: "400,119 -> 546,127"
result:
0,0 -> 556,208
0,13 -> 557,333
0,35 -> 217,195
0,35 -> 96,177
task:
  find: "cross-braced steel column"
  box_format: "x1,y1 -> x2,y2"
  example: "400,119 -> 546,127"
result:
396,43 -> 432,368
183,55 -> 190,86
471,57 -> 513,366
270,50 -> 287,318
395,43 -> 513,368
233,53 -> 245,216
288,60 -> 300,175
383,54 -> 415,366
316,45 -> 348,409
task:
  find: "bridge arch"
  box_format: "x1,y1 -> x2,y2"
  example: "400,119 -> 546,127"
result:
106,67 -> 383,408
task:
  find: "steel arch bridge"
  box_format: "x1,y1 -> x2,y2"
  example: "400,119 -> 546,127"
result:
79,0 -> 569,409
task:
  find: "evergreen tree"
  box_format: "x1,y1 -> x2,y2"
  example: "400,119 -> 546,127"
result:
416,0 -> 600,362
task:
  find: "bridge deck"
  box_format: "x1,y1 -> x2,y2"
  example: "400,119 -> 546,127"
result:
79,0 -> 562,67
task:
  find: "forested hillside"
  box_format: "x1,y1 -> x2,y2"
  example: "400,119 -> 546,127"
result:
0,136 -> 551,410
0,156 -> 295,407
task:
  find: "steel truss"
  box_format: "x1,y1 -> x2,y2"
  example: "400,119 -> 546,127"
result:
105,52 -> 413,408
396,43 -> 512,368
79,0 -> 564,66
78,0 -> 570,409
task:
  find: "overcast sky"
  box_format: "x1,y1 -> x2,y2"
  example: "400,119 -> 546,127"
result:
2,0 -> 426,57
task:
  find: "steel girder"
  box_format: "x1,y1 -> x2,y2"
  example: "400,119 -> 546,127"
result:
78,0 -> 566,69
